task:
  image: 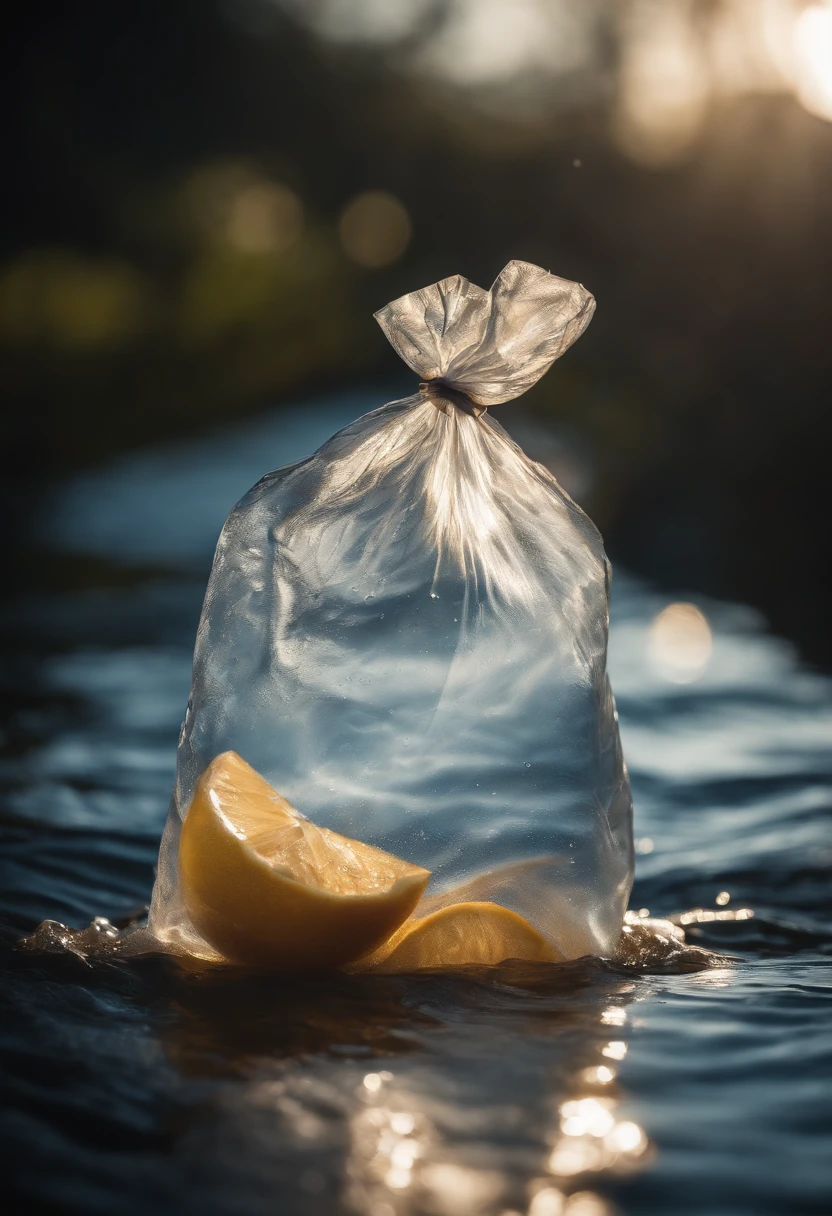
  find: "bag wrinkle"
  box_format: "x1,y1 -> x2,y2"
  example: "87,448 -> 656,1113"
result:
376,260 -> 595,407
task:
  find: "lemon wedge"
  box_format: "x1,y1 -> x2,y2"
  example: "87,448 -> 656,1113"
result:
178,751 -> 430,970
360,901 -> 558,972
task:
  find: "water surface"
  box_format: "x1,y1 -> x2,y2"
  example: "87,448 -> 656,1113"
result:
2,394 -> 830,1215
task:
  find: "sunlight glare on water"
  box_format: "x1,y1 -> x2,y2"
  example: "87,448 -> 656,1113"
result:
647,602 -> 712,684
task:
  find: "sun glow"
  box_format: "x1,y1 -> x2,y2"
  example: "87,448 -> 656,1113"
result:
279,0 -> 832,150
794,3 -> 832,122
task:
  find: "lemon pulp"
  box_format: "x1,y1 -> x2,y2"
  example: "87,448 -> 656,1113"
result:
360,900 -> 559,972
178,751 -> 430,970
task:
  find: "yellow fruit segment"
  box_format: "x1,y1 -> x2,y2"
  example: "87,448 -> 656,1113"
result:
178,751 -> 430,970
360,900 -> 559,973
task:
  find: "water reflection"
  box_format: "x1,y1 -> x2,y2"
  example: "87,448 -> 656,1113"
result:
677,907 -> 754,926
530,1193 -> 616,1216
145,958 -> 657,1215
647,602 -> 712,684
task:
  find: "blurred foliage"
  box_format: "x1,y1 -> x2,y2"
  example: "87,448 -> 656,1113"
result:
3,0 -> 832,664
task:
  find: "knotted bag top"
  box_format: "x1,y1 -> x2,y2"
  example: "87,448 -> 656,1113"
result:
374,259 -> 595,411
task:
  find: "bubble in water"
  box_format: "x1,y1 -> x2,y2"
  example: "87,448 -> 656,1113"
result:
525,762 -> 531,768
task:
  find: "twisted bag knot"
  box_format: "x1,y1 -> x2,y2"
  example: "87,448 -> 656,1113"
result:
418,379 -> 486,418
376,259 -> 596,414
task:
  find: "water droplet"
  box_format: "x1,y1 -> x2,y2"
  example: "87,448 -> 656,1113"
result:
429,592 -> 439,599
524,762 -> 531,768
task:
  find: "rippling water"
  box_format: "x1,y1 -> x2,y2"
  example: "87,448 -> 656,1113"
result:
2,394 -> 830,1215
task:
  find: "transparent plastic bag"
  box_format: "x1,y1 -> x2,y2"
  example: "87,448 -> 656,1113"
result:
148,260 -> 633,964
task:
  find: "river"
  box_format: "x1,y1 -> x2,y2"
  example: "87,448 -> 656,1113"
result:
2,392 -> 830,1216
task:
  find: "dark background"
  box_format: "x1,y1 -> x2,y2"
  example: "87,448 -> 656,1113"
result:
4,0 -> 831,664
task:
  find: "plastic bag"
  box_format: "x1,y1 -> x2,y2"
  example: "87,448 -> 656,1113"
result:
148,260 -> 633,963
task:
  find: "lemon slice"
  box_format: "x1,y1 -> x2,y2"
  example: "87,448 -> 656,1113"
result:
361,901 -> 558,973
178,751 -> 430,970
